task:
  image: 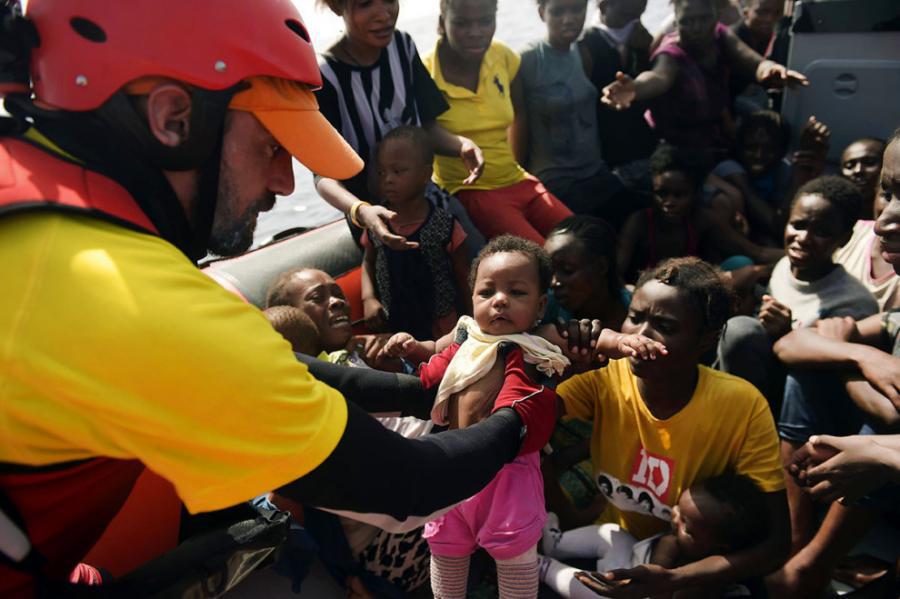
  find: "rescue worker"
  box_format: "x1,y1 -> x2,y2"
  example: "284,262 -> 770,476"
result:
0,1 -> 557,594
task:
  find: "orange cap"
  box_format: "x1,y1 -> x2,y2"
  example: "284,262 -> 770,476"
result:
229,76 -> 363,180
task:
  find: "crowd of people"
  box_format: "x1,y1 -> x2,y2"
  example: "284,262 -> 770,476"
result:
1,0 -> 898,598
291,0 -> 898,596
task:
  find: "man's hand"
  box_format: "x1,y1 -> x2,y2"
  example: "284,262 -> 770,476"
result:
357,204 -> 419,251
758,295 -> 792,339
858,350 -> 900,411
459,137 -> 485,185
575,564 -> 678,598
796,435 -> 895,504
556,318 -> 604,358
602,71 -> 636,111
756,60 -> 808,89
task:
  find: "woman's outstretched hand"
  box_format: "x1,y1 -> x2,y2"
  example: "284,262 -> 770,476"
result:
602,71 -> 636,111
358,203 -> 419,251
757,60 -> 808,89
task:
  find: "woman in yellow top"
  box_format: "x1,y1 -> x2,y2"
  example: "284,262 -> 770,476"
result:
423,0 -> 573,244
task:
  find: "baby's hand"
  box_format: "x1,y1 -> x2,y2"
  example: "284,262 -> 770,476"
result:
380,332 -> 418,358
614,333 -> 667,361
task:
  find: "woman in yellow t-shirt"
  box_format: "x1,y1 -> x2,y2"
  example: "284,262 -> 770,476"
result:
546,257 -> 789,596
423,0 -> 572,244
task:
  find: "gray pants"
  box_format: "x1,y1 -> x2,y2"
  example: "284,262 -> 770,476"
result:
717,315 -> 785,411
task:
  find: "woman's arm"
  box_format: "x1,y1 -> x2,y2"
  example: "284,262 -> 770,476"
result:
315,177 -> 418,251
722,27 -> 807,89
772,313 -> 886,367
424,122 -> 485,185
601,54 -> 679,111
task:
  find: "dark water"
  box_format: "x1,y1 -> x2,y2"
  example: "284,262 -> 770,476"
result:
254,0 -> 671,247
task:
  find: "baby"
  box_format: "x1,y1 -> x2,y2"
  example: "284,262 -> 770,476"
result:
385,235 -> 664,598
541,474 -> 769,598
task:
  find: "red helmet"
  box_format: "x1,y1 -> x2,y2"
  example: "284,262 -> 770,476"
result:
25,0 -> 322,111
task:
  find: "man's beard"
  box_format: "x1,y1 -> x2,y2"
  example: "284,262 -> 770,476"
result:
208,176 -> 273,257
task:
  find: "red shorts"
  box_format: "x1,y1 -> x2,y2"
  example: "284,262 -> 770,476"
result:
456,176 -> 572,244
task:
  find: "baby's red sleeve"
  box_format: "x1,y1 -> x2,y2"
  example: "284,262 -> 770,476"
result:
417,343 -> 461,390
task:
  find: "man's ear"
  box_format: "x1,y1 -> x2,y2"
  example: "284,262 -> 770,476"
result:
538,5 -> 547,21
145,83 -> 193,148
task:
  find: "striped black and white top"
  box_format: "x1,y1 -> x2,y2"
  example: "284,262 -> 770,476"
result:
316,30 -> 448,203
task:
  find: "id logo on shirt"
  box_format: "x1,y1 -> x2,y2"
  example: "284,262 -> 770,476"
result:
594,447 -> 676,522
630,447 -> 674,503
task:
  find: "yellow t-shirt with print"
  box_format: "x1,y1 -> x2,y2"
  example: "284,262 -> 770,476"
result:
423,41 -> 527,194
558,359 -> 784,540
0,212 -> 347,514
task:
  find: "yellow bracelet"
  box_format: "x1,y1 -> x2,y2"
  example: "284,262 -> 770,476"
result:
349,200 -> 370,228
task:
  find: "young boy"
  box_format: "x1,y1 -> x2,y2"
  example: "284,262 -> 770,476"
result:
841,137 -> 886,214
540,474 -> 769,598
718,176 -> 879,407
361,125 -> 471,340
263,305 -> 321,356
